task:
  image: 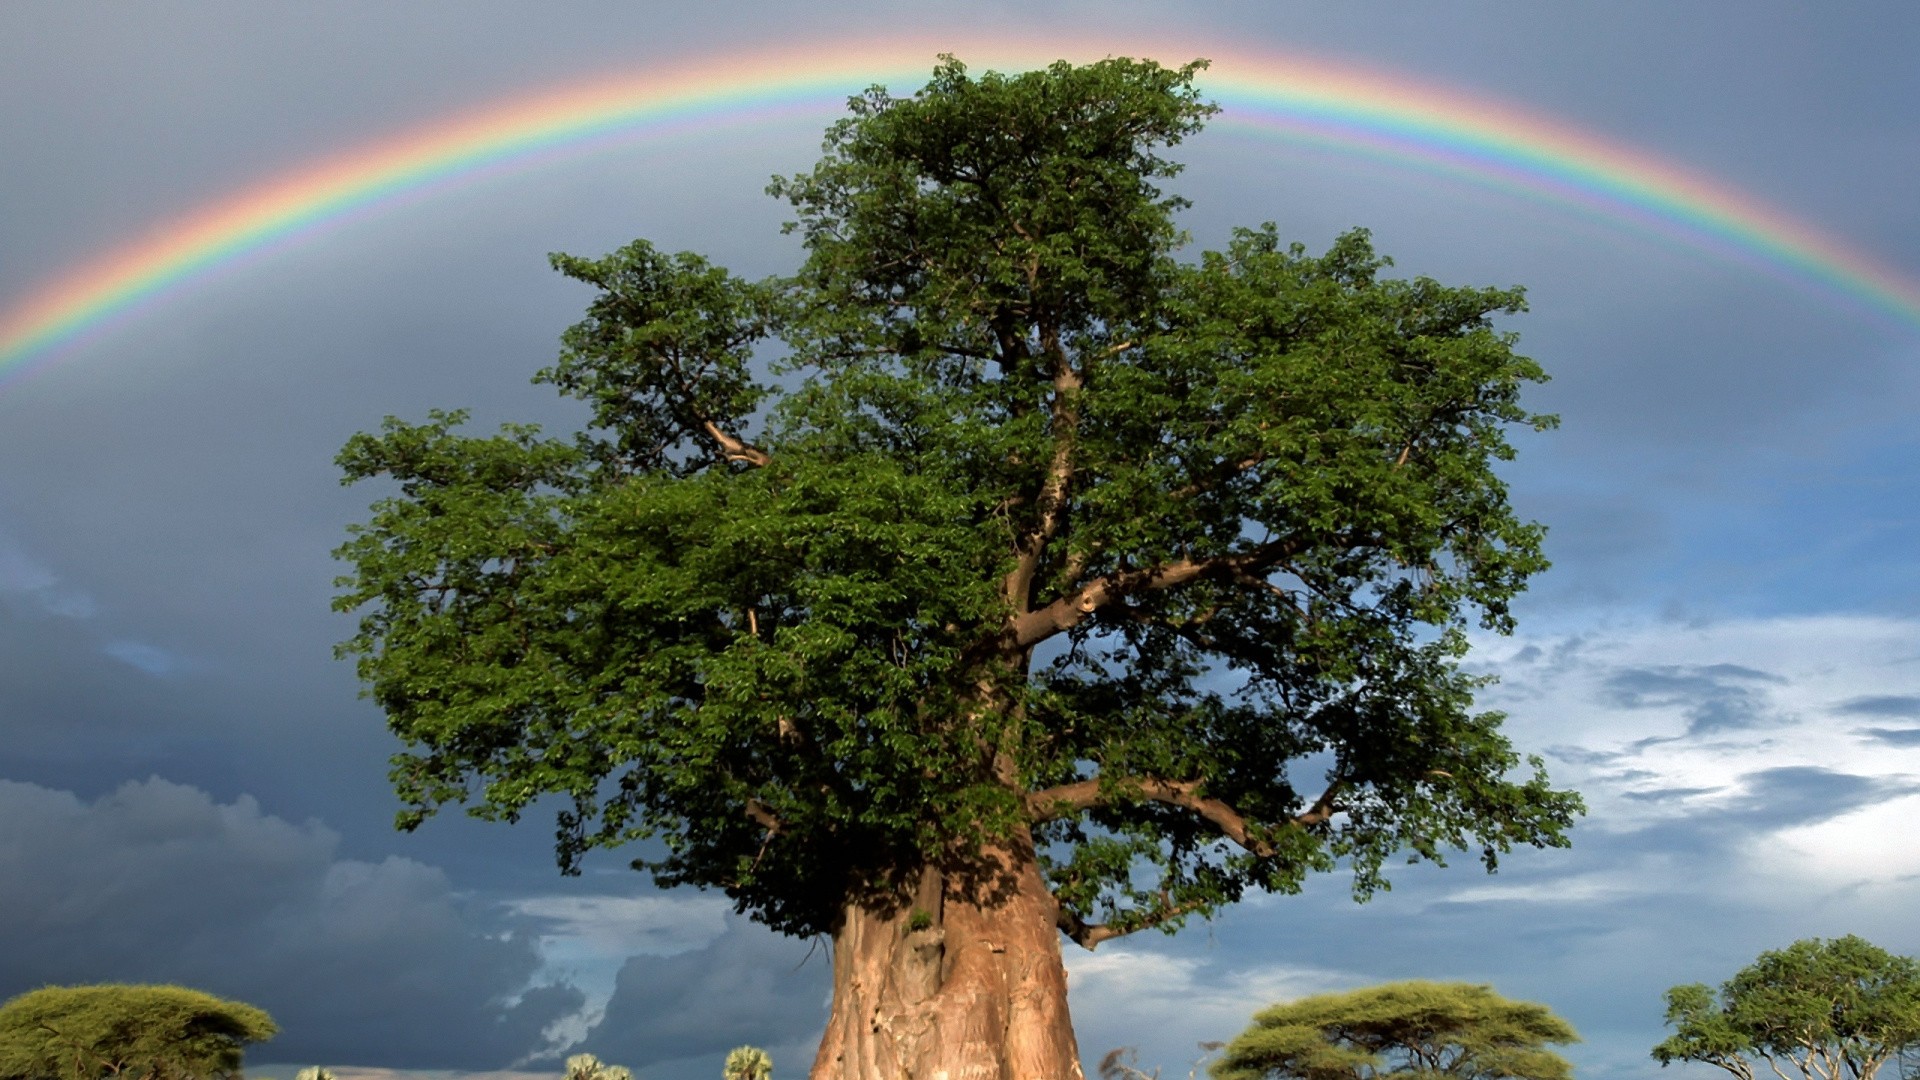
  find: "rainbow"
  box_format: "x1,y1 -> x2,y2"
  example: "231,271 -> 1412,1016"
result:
4,36 -> 1918,386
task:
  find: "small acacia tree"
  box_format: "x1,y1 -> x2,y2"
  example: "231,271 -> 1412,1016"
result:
724,1046 -> 772,1080
566,1053 -> 634,1080
1212,981 -> 1578,1080
0,984 -> 277,1080
335,55 -> 1581,1079
1653,936 -> 1920,1080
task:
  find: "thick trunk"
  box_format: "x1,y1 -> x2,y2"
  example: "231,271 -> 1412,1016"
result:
809,840 -> 1084,1080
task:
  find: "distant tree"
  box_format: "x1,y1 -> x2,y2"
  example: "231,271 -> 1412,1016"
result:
723,1046 -> 772,1080
1653,935 -> 1920,1080
1212,981 -> 1578,1080
0,984 -> 276,1080
1101,1042 -> 1225,1080
565,1053 -> 633,1080
293,1068 -> 334,1080
334,54 -> 1580,1080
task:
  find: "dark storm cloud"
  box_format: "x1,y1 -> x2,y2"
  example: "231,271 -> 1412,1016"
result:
563,918 -> 829,1073
0,777 -> 583,1069
1599,663 -> 1786,736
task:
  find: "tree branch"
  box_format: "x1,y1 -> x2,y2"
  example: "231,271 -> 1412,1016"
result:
1025,775 -> 1342,857
1002,338 -> 1083,612
1164,454 -> 1264,504
700,419 -> 771,468
1008,538 -> 1299,648
744,797 -> 783,834
1057,893 -> 1210,950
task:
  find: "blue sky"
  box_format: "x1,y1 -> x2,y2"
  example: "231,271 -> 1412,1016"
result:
2,4 -> 1918,1079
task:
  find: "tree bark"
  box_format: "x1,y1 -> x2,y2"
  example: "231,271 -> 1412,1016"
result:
809,838 -> 1084,1080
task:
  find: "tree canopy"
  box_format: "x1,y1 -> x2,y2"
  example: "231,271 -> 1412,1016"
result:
1653,935 -> 1920,1080
0,984 -> 277,1080
1211,981 -> 1579,1080
334,52 -> 1577,947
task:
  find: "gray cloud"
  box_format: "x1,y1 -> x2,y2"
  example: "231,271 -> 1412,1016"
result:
1599,664 -> 1786,736
1858,727 -> 1920,747
1838,695 -> 1920,718
1618,785 -> 1722,803
1712,766 -> 1916,830
561,918 -> 829,1077
0,777 -> 582,1069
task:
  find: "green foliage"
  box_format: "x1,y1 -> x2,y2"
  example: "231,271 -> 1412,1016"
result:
565,1053 -> 634,1080
1212,981 -> 1577,1080
335,54 -> 1580,942
722,1046 -> 772,1080
1653,935 -> 1920,1080
0,984 -> 276,1080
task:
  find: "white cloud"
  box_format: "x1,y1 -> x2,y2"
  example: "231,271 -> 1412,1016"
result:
503,892 -> 735,1052
1761,792 -> 1920,883
1476,613 -> 1920,836
1065,945 -> 1357,1066
1441,869 -> 1654,906
508,893 -> 730,958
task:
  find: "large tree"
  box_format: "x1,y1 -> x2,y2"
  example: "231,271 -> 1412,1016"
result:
334,55 -> 1580,1080
0,984 -> 277,1080
1653,936 -> 1920,1080
1210,981 -> 1579,1080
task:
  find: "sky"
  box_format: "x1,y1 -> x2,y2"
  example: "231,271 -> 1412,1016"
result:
2,3 -> 1918,1079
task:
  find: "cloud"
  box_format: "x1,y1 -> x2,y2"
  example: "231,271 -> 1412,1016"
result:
1838,695 -> 1920,718
1714,766 -> 1920,831
561,917 -> 829,1076
1441,871 -> 1650,907
0,527 -> 96,619
0,777 -> 582,1070
1063,945 -> 1358,1073
502,892 -> 736,1055
508,893 -> 730,959
1474,613 -> 1920,837
1858,726 -> 1920,747
1761,792 -> 1920,886
102,639 -> 186,675
1598,663 -> 1785,736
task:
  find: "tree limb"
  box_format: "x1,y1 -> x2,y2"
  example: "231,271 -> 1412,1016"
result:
1002,337 -> 1083,611
1057,893 -> 1210,950
1008,538 -> 1300,648
1164,454 -> 1264,503
1025,776 -> 1342,857
744,797 -> 783,834
700,419 -> 771,467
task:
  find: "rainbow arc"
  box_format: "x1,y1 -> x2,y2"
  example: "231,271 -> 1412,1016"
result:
3,37 -> 1917,386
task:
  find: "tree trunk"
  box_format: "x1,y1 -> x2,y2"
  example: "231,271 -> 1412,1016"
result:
808,839 -> 1084,1080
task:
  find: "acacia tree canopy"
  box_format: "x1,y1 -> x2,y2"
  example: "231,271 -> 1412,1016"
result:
1211,981 -> 1579,1080
1653,936 -> 1920,1080
0,984 -> 277,1080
